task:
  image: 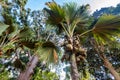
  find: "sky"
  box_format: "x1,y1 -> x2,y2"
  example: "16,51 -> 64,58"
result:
25,0 -> 120,13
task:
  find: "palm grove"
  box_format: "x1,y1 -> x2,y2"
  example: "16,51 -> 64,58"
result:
0,0 -> 120,80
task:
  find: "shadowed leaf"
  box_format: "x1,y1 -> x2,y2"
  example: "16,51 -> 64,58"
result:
92,14 -> 120,44
0,23 -> 9,36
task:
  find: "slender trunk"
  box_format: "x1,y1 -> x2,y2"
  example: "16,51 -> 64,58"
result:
70,53 -> 79,80
18,55 -> 39,80
90,40 -> 120,80
102,55 -> 120,80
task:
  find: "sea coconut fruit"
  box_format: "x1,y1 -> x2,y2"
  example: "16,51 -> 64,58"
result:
74,47 -> 79,53
66,44 -> 73,50
79,47 -> 86,52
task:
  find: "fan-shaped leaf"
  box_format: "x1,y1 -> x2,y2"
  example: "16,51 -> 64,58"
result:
19,27 -> 35,39
92,14 -> 120,44
8,24 -> 20,40
44,1 -> 65,25
36,41 -> 59,64
20,39 -> 38,49
0,23 -> 9,36
2,42 -> 15,53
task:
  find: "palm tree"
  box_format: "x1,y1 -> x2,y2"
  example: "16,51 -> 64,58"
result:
44,1 -> 91,80
44,1 -> 120,80
0,10 -> 59,80
0,22 -> 59,80
89,14 -> 120,80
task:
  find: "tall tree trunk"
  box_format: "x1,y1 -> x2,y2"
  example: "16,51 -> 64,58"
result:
90,40 -> 120,80
18,55 -> 39,80
101,54 -> 120,80
70,53 -> 79,80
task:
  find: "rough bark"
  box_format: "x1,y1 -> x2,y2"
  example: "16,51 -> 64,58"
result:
18,55 -> 39,80
102,55 -> 120,80
70,53 -> 79,80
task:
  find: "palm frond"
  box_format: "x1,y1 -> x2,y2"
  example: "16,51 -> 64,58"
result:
63,3 -> 90,36
44,1 -> 66,35
44,1 -> 65,25
2,13 -> 14,25
8,24 -> 20,40
36,41 -> 59,64
0,23 -> 9,36
19,38 -> 38,49
2,42 -> 15,53
63,2 -> 78,25
16,27 -> 35,41
92,14 -> 120,44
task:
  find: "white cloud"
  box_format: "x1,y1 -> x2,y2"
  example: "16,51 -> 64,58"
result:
89,0 -> 120,13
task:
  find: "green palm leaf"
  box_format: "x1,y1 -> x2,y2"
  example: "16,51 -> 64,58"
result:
92,14 -> 120,44
36,41 -> 59,64
19,39 -> 38,49
45,2 -> 90,37
44,1 -> 65,25
0,23 -> 9,36
19,27 -> 35,39
2,42 -> 15,53
44,1 -> 66,35
8,24 -> 20,40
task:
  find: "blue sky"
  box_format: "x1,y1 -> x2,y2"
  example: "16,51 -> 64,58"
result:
25,0 -> 120,13
25,0 -> 90,10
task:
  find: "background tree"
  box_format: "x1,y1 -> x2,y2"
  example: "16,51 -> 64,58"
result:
0,0 -> 59,80
93,3 -> 120,18
0,0 -> 120,80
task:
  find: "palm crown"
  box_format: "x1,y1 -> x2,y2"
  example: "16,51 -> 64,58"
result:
45,1 -> 120,45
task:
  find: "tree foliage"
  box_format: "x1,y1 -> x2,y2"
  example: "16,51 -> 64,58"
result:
0,0 -> 120,80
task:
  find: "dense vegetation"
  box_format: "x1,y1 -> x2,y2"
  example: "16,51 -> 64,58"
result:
0,0 -> 120,80
93,3 -> 120,18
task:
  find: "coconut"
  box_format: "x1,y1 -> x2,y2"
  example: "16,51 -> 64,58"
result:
76,57 -> 80,61
74,40 -> 79,45
66,44 -> 73,50
79,47 -> 86,52
74,47 -> 79,53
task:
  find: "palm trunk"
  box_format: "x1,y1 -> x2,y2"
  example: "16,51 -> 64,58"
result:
90,40 -> 120,80
70,53 -> 79,80
102,54 -> 120,80
18,55 -> 39,80
98,53 -> 120,80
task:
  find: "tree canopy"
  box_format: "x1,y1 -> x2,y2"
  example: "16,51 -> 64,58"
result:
0,0 -> 120,80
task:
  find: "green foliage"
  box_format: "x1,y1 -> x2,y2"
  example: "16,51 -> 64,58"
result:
44,1 -> 90,37
93,3 -> 120,18
45,1 -> 65,25
0,23 -> 9,36
16,0 -> 28,7
18,27 -> 35,39
92,14 -> 120,45
81,69 -> 90,80
8,24 -> 19,40
20,39 -> 38,49
36,41 -> 59,64
31,68 -> 59,80
0,0 -> 120,80
0,70 -> 9,80
2,42 -> 15,53
2,13 -> 14,25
